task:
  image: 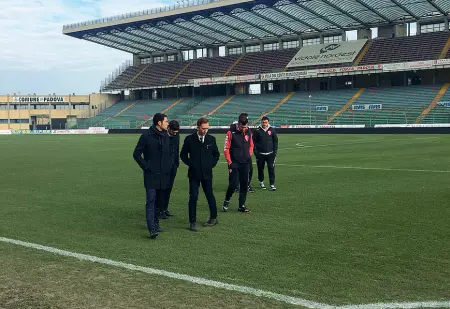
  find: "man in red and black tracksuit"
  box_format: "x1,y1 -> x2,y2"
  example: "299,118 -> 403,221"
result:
222,113 -> 253,213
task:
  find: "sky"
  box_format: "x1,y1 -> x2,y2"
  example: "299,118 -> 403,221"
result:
0,0 -> 417,95
0,0 -> 170,95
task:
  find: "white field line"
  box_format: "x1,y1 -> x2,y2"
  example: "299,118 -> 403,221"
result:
219,162 -> 450,173
1,237 -> 450,309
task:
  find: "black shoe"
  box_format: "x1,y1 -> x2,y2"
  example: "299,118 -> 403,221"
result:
156,225 -> 164,233
165,210 -> 173,217
190,223 -> 199,232
150,231 -> 159,239
222,200 -> 230,212
204,218 -> 218,227
160,212 -> 168,220
238,206 -> 251,213
248,186 -> 255,193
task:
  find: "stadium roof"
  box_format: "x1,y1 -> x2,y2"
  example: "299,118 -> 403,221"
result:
63,0 -> 450,56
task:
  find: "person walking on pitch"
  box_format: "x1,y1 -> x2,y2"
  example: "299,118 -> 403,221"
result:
253,116 -> 278,191
222,113 -> 253,213
160,120 -> 180,219
180,118 -> 220,232
133,113 -> 171,239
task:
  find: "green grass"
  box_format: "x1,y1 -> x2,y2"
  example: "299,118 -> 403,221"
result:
1,134 -> 450,308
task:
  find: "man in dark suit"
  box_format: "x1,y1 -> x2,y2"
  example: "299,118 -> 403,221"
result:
133,113 -> 171,239
180,117 -> 220,232
160,120 -> 180,219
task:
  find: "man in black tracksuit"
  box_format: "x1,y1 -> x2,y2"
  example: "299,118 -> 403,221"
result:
133,113 -> 171,239
180,117 -> 220,232
253,116 -> 278,191
222,113 -> 253,213
160,120 -> 180,219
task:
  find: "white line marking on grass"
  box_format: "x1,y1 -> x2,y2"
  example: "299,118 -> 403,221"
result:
219,162 -> 450,173
0,236 -> 331,309
276,164 -> 450,173
1,237 -> 450,309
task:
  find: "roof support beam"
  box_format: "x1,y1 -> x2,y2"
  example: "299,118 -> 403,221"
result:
295,2 -> 345,30
210,15 -> 258,39
247,10 -> 297,34
140,25 -> 205,49
109,32 -> 164,51
228,13 -> 280,37
84,36 -> 140,53
269,7 -> 322,32
123,29 -> 180,50
162,22 -> 220,45
100,33 -> 154,52
389,0 -> 420,19
320,0 -> 371,28
354,0 -> 392,23
425,0 -> 447,15
96,34 -> 150,53
183,19 -> 243,42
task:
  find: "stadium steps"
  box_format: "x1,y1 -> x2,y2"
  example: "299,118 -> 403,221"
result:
260,92 -> 295,120
125,65 -> 149,89
326,88 -> 365,124
95,100 -> 140,126
208,95 -> 236,116
168,62 -> 192,85
353,41 -> 372,66
162,98 -> 184,114
223,55 -> 245,77
415,83 -> 450,123
439,36 -> 450,59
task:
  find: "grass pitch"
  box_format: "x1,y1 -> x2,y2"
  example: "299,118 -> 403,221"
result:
1,134 -> 449,308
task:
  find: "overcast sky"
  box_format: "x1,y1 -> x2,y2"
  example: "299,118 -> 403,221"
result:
0,0 -> 417,96
0,0 -> 170,95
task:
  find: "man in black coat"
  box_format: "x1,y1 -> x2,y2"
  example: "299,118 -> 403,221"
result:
253,116 -> 278,191
180,117 -> 220,232
133,113 -> 171,239
160,120 -> 180,219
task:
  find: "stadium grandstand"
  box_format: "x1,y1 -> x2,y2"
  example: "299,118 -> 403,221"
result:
3,0 -> 450,130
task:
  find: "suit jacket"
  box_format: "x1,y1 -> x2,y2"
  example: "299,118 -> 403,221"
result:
133,126 -> 172,189
180,133 -> 220,180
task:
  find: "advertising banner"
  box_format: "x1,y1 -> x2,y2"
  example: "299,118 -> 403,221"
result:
11,129 -> 52,134
352,104 -> 382,110
261,71 -> 310,80
375,124 -> 450,128
287,39 -> 367,67
285,125 -> 366,128
0,130 -> 11,135
434,59 -> 450,66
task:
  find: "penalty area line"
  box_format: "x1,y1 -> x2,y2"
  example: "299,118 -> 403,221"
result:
1,237 -> 450,309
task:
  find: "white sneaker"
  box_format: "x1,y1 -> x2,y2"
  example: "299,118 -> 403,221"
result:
260,182 -> 266,190
270,185 -> 276,191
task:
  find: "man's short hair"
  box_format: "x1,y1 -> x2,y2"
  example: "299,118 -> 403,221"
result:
169,120 -> 180,131
153,113 -> 167,126
197,117 -> 209,127
261,116 -> 269,122
238,113 -> 249,125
